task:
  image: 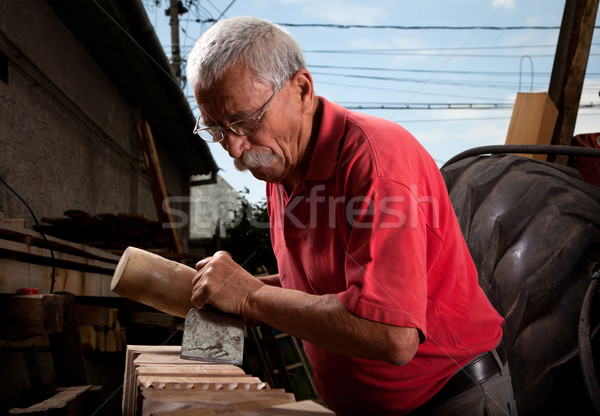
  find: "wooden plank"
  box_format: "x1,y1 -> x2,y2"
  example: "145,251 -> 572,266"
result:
0,221 -> 120,263
133,352 -> 203,366
123,345 -> 300,416
145,407 -> 218,416
1,218 -> 25,228
107,308 -> 119,328
504,92 -> 558,161
105,329 -> 118,352
144,397 -> 296,416
79,325 -> 97,351
7,385 -> 94,414
0,258 -> 115,296
76,305 -> 108,328
137,366 -> 246,377
261,400 -> 335,415
140,389 -> 295,416
123,345 -> 185,416
140,388 -> 291,402
0,238 -> 117,273
0,258 -> 51,293
137,375 -> 265,390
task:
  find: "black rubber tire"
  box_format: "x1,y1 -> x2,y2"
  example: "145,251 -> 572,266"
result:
441,154 -> 600,415
579,277 -> 600,414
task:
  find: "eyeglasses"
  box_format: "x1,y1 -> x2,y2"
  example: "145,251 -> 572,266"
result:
193,88 -> 279,143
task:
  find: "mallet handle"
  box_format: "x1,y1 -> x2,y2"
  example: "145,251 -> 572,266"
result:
111,246 -> 195,318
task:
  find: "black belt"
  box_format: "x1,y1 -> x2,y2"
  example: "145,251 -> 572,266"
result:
424,343 -> 507,409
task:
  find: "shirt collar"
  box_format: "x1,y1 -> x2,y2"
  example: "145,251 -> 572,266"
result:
304,96 -> 347,182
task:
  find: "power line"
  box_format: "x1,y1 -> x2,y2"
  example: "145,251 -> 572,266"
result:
341,102 -> 600,111
398,115 -> 512,123
305,50 -> 600,58
309,64 -> 573,77
395,110 -> 598,124
215,0 -> 236,21
316,81 -> 503,101
188,19 -> 600,31
311,71 -> 548,89
178,42 -> 600,54
344,103 -> 514,110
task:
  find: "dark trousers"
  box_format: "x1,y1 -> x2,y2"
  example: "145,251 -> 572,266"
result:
410,348 -> 517,416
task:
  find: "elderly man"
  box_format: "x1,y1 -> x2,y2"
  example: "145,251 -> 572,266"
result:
186,16 -> 516,416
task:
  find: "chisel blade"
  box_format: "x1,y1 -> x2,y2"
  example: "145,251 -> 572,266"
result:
180,308 -> 244,365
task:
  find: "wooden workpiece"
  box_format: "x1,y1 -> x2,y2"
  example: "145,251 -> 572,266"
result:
122,345 -> 331,416
141,389 -> 296,415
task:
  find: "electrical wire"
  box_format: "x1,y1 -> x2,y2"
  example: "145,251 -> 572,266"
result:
311,71 -> 549,89
309,64 -> 600,78
177,42 -> 600,55
190,20 -> 600,31
0,175 -> 57,293
309,64 -> 551,77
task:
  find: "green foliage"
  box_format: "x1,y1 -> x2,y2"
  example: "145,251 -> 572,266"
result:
222,188 -> 277,275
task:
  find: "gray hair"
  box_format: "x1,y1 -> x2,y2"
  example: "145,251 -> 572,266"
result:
186,16 -> 306,91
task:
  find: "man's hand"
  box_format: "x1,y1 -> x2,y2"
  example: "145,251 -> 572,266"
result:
191,251 -> 264,316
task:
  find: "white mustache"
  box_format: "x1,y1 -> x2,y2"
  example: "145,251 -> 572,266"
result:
234,151 -> 280,171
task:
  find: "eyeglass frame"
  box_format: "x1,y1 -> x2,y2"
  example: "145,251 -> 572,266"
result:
193,87 -> 280,143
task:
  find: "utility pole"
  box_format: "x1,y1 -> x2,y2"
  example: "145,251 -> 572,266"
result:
548,0 -> 599,158
166,0 -> 188,85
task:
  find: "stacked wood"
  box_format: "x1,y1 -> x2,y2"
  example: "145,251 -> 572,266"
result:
0,293 -> 92,413
76,305 -> 125,352
34,210 -> 167,251
0,221 -> 119,296
0,212 -> 26,228
123,345 -> 333,416
0,294 -> 64,338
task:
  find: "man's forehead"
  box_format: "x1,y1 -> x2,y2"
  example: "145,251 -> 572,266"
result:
196,82 -> 272,122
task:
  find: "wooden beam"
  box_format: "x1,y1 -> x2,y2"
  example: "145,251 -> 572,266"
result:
48,292 -> 88,386
548,0 -> 599,155
0,294 -> 64,338
504,92 -> 559,161
135,120 -> 183,254
0,258 -> 115,296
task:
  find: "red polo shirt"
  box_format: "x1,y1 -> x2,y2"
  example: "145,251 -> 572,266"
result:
266,97 -> 503,415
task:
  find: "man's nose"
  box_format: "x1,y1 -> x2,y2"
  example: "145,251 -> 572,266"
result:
222,131 -> 251,158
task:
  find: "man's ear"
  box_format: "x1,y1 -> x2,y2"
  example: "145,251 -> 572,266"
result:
292,69 -> 315,114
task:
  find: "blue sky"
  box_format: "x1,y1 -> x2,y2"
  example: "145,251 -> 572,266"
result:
144,0 -> 600,204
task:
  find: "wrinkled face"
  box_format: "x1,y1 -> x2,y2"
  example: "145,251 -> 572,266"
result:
194,64 -> 308,184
